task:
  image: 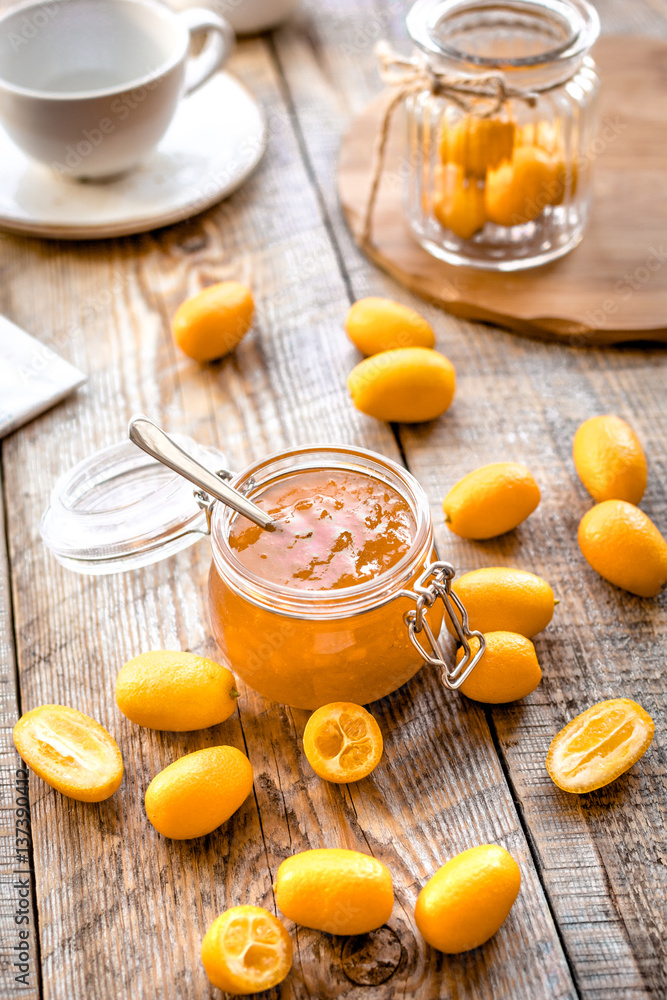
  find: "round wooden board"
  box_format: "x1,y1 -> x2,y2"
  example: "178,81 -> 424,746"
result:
338,36 -> 667,346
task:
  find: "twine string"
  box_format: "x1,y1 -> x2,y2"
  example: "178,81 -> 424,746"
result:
361,41 -> 540,248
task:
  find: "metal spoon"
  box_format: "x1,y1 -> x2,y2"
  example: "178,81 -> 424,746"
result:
128,414 -> 275,531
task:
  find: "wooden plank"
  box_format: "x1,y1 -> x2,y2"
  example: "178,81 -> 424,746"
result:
414,348 -> 667,1000
0,461 -> 40,1000
337,38 -> 667,345
272,1 -> 667,996
163,25 -> 577,991
0,27 -> 576,1000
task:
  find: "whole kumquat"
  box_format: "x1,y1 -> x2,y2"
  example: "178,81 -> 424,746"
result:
347,347 -> 456,423
573,414 -> 647,504
447,567 -> 556,639
578,500 -> 667,597
456,632 -> 542,704
345,297 -> 435,355
115,649 -> 239,732
145,745 -> 253,840
485,146 -> 554,226
274,848 -> 393,935
415,844 -> 521,953
440,115 -> 515,177
433,164 -> 487,240
172,281 -> 254,362
443,462 -> 540,539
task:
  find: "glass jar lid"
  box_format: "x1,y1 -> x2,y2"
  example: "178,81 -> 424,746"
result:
40,434 -> 227,575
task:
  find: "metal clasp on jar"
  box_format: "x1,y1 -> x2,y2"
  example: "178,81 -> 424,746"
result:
400,561 -> 485,690
194,472 -> 257,533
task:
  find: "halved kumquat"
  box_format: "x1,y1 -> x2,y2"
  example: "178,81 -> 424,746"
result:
303,702 -> 383,783
546,698 -> 654,793
13,704 -> 123,802
201,905 -> 292,995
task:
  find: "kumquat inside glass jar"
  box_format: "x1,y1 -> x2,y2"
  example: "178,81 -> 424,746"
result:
403,0 -> 600,269
40,418 -> 485,710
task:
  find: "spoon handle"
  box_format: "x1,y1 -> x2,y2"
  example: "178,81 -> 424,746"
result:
128,415 -> 274,531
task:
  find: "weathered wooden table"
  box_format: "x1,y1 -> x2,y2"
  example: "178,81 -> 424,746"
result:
1,1 -> 666,997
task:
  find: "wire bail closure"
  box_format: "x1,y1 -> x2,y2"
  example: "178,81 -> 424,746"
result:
400,560 -> 485,690
194,470 -> 258,533
193,469 -> 234,533
195,490 -> 485,692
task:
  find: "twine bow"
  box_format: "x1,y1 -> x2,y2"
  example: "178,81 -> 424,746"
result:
361,41 -> 539,248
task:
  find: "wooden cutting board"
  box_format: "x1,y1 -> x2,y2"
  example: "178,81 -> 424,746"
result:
338,36 -> 667,345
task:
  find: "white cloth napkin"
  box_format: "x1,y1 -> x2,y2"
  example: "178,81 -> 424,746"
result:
0,315 -> 86,438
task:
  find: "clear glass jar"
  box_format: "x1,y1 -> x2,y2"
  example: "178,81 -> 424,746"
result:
405,0 -> 600,270
39,434 -> 225,574
41,436 -> 483,709
208,445 -> 443,709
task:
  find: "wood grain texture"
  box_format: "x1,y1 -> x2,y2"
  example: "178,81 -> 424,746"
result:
0,38 -> 394,1000
273,1 -> 667,996
0,27 -> 576,1000
0,0 -> 665,998
337,36 -> 667,345
0,465 -> 40,1000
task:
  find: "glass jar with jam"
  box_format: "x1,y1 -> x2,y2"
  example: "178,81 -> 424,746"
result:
41,430 -> 483,709
404,0 -> 600,269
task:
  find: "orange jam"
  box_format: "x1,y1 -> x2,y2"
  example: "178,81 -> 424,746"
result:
228,470 -> 416,590
208,456 -> 442,710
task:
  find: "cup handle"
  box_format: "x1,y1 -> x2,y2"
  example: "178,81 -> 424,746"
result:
178,8 -> 235,97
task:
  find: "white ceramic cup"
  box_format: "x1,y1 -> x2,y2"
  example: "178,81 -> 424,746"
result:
0,0 -> 235,178
198,0 -> 300,35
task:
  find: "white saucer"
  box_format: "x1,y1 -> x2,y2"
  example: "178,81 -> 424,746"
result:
0,72 -> 266,240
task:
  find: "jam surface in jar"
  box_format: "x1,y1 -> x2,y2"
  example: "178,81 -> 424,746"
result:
209,451 -> 441,709
228,469 -> 416,590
